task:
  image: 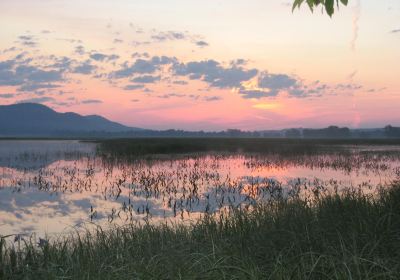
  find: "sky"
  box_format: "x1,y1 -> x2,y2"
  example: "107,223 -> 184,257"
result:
0,0 -> 399,131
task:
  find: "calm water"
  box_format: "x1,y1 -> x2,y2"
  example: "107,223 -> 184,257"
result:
1,140 -> 399,239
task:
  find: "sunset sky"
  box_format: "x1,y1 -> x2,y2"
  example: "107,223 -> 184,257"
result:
0,0 -> 399,130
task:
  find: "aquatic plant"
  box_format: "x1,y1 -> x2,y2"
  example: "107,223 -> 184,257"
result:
1,183 -> 400,279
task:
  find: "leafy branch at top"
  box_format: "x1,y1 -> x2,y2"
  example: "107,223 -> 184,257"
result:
292,0 -> 349,17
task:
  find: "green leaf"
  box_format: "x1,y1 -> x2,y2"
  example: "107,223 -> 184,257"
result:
292,0 -> 305,12
325,0 -> 335,17
292,0 -> 349,16
306,0 -> 315,11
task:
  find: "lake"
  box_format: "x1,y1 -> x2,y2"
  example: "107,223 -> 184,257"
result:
1,140 -> 399,239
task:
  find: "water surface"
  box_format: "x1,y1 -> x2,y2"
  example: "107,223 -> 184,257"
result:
0,140 -> 399,239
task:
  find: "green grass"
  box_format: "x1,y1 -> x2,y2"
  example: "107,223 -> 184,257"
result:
1,183 -> 400,279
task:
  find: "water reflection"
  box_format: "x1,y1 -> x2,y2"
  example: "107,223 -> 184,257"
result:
0,140 -> 399,238
0,140 -> 96,170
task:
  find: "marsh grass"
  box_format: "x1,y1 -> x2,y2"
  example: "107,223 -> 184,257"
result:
1,183 -> 400,279
98,138 -> 400,158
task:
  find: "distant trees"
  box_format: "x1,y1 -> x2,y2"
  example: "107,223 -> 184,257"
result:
303,126 -> 350,139
96,126 -> 399,139
292,0 -> 349,17
285,129 -> 302,138
384,125 -> 400,138
226,129 -> 244,137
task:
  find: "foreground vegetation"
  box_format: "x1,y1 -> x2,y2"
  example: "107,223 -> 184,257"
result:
1,182 -> 400,279
293,0 -> 349,17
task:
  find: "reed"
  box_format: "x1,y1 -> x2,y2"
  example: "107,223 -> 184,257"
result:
98,138 -> 400,157
1,183 -> 399,279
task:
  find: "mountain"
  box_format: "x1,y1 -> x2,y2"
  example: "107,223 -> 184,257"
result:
0,103 -> 140,136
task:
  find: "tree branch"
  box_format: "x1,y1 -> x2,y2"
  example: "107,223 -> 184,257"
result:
292,0 -> 349,17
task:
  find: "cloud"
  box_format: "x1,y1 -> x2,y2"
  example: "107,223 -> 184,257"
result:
75,45 -> 85,55
0,60 -> 20,86
90,52 -> 119,62
131,75 -> 160,84
18,36 -> 33,41
239,89 -> 278,99
0,51 -> 108,95
18,83 -> 61,92
18,96 -> 55,104
73,60 -> 97,74
195,41 -> 209,48
111,56 -> 176,78
0,60 -> 15,70
0,93 -> 14,98
132,29 -> 209,48
90,53 -> 108,61
81,99 -> 102,104
188,94 -> 200,100
172,80 -> 188,85
112,59 -> 157,78
0,59 -> 64,92
156,93 -> 221,102
239,72 -> 327,99
17,66 -> 62,83
258,72 -> 297,89
334,83 -> 362,91
131,40 -> 152,46
0,51 -> 101,95
17,35 -> 37,47
173,59 -> 258,88
157,93 -> 186,99
132,52 -> 150,58
231,59 -> 248,66
123,84 -> 145,91
151,31 -> 187,42
2,47 -> 18,53
0,36 -> 361,103
204,96 -> 221,101
56,38 -> 82,44
108,56 -> 329,100
151,56 -> 177,65
49,56 -> 74,72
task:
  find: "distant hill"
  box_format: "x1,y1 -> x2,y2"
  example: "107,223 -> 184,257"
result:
0,103 -> 398,139
0,103 -> 140,136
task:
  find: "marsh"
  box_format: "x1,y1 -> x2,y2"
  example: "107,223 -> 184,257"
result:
1,139 -> 399,238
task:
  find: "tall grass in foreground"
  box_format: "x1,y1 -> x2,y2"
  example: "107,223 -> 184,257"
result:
1,184 -> 400,280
